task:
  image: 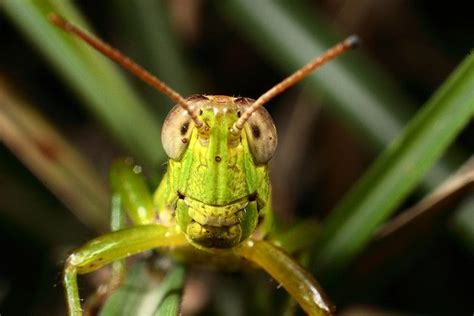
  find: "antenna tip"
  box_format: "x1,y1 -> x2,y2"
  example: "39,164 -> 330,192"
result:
344,35 -> 361,49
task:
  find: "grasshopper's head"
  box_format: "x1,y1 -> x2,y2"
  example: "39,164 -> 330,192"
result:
47,15 -> 358,248
161,95 -> 277,248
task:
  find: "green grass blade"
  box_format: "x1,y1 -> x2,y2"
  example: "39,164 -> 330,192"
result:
352,157 -> 474,275
313,53 -> 474,276
99,262 -> 149,316
2,0 -> 165,167
100,262 -> 185,316
152,264 -> 186,316
218,0 -> 474,255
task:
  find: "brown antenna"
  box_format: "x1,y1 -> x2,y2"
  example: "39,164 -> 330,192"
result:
233,35 -> 359,131
48,13 -> 203,128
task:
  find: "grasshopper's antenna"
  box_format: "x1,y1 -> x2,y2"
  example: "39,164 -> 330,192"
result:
233,35 -> 359,131
48,13 -> 203,128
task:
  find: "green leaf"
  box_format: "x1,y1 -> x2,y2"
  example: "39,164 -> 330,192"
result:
153,264 -> 186,316
314,52 -> 474,276
100,262 -> 186,316
217,0 -> 474,260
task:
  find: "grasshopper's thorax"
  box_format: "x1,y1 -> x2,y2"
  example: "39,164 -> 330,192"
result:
158,95 -> 277,249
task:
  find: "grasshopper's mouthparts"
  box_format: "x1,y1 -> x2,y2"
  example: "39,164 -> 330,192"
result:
183,196 -> 247,248
187,221 -> 242,248
180,195 -> 258,248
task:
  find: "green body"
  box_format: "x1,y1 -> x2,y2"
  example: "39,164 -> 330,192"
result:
63,95 -> 333,316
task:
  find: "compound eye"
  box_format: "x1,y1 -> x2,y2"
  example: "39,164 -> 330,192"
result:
244,107 -> 277,165
161,105 -> 195,160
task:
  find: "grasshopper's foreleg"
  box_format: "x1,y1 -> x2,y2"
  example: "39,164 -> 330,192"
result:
109,159 -> 157,226
67,159 -> 175,315
234,240 -> 335,316
82,193 -> 127,313
87,160 -> 156,302
64,224 -> 187,316
106,159 -> 158,284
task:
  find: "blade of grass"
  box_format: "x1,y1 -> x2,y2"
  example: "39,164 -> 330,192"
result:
350,156 -> 474,277
100,262 -> 186,316
376,156 -> 474,240
0,78 -> 109,231
99,262 -> 151,316
2,0 -> 165,167
152,263 -> 186,316
217,0 -> 474,254
313,53 -> 474,277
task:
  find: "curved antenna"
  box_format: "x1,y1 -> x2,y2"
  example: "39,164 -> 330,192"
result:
48,13 -> 203,128
233,35 -> 359,131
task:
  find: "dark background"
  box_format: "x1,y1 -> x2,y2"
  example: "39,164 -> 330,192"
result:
0,1 -> 473,315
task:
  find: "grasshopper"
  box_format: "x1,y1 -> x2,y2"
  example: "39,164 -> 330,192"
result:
49,13 -> 358,316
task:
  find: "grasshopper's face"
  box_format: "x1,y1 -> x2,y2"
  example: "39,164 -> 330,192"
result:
161,95 -> 277,248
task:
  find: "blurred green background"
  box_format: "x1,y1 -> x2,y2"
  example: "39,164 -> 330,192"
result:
0,1 -> 473,315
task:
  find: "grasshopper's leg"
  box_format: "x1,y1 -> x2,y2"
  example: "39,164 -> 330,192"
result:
266,219 -> 322,315
107,159 -> 158,288
83,194 -> 127,313
72,160 -> 171,315
234,240 -> 335,316
88,160 -> 156,300
64,224 -> 187,316
109,159 -> 156,225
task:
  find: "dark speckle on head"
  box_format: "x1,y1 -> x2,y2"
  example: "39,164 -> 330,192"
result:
181,138 -> 188,144
180,121 -> 190,135
249,192 -> 257,201
215,155 -> 222,162
251,124 -> 261,138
